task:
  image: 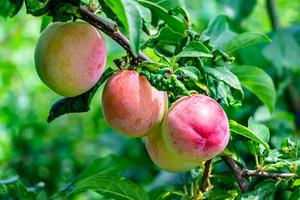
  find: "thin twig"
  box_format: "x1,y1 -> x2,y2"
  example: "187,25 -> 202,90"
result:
77,5 -> 150,62
222,156 -> 249,193
0,176 -> 19,185
200,159 -> 212,192
242,170 -> 295,179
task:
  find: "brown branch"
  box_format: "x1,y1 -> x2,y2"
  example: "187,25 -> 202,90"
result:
200,159 -> 212,192
222,156 -> 249,193
77,5 -> 150,62
222,156 -> 296,193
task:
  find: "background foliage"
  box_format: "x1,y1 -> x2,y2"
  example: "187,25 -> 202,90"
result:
0,0 -> 300,199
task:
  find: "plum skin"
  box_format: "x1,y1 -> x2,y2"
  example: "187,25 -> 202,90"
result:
162,94 -> 230,162
34,22 -> 107,97
102,70 -> 168,137
145,127 -> 199,173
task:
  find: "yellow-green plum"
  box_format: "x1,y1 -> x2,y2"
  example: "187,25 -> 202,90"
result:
34,22 -> 107,97
145,128 -> 199,173
162,94 -> 230,162
102,70 -> 168,137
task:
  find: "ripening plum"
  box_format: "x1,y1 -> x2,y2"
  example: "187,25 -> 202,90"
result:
162,94 -> 229,162
102,70 -> 168,137
145,128 -> 199,173
34,22 -> 107,97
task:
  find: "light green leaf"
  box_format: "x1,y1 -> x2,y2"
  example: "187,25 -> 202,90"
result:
138,0 -> 186,33
146,0 -> 184,10
248,117 -> 270,143
230,120 -> 270,154
176,41 -> 212,58
231,65 -> 276,112
221,32 -> 271,53
105,0 -> 142,55
70,176 -> 149,200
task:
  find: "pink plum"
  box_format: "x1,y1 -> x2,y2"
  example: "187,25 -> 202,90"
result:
102,70 -> 168,137
162,94 -> 229,162
145,128 -> 199,173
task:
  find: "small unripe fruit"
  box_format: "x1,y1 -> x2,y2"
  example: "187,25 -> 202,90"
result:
102,70 -> 168,137
34,22 -> 107,97
145,129 -> 199,173
162,94 -> 229,162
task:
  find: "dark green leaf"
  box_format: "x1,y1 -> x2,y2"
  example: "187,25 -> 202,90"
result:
231,65 -> 276,112
239,180 -> 275,200
221,32 -> 271,53
105,0 -> 142,55
230,120 -> 270,154
144,26 -> 184,48
0,0 -> 23,18
138,0 -> 186,33
204,66 -> 243,92
24,0 -> 49,16
47,67 -> 116,122
202,15 -> 236,49
70,176 -> 149,200
176,41 -> 212,58
179,66 -> 201,81
289,188 -> 300,200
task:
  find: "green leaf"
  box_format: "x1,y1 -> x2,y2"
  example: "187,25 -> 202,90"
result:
248,117 -> 270,143
239,180 -> 275,200
231,65 -> 276,112
202,15 -> 236,49
40,15 -> 52,32
147,0 -> 184,11
24,0 -> 49,16
105,0 -> 142,55
204,67 -> 243,93
70,176 -> 149,200
221,32 -> 271,53
47,67 -> 116,122
0,0 -> 23,18
230,120 -> 270,154
289,188 -> 300,200
77,155 -> 129,181
176,41 -> 212,58
179,66 -> 201,81
144,26 -> 184,47
138,0 -> 186,33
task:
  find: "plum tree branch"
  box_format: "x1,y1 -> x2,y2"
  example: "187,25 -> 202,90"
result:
200,159 -> 212,192
77,5 -> 150,62
222,156 -> 296,193
222,156 -> 249,193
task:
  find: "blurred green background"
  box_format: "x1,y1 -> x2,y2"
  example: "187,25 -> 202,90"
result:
0,0 -> 300,198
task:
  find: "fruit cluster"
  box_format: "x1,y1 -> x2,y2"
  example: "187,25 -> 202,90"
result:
34,22 -> 230,173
